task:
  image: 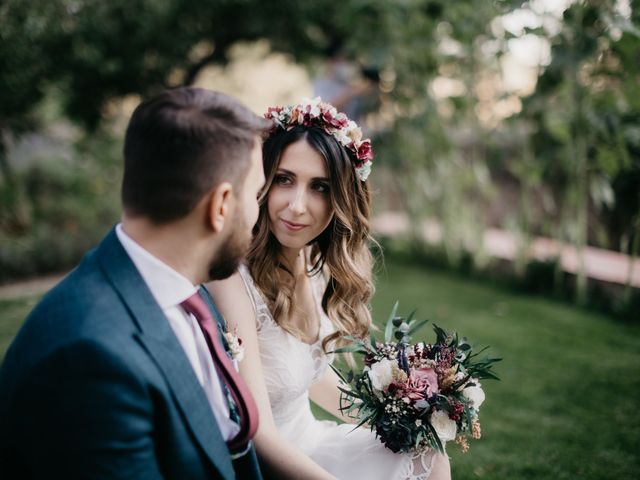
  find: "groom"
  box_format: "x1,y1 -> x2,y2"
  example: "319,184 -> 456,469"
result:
0,88 -> 269,479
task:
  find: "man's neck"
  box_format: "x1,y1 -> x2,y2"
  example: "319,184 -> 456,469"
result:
121,216 -> 207,285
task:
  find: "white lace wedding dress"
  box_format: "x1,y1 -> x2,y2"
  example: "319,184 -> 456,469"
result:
238,265 -> 436,480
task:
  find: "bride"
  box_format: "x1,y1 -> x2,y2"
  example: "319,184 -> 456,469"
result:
207,99 -> 451,479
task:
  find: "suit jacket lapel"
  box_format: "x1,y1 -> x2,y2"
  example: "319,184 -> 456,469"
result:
96,228 -> 235,479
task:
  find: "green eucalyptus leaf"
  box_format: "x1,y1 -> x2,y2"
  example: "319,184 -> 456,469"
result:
385,301 -> 400,343
331,344 -> 367,354
425,422 -> 445,454
338,386 -> 360,399
329,364 -> 348,383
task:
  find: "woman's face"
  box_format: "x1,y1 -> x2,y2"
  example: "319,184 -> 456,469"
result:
267,139 -> 333,253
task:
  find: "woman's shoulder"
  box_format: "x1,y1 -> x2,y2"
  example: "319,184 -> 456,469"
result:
205,266 -> 271,332
236,263 -> 262,305
235,263 -> 278,331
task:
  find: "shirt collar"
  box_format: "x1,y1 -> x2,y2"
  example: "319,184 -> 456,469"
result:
115,223 -> 197,309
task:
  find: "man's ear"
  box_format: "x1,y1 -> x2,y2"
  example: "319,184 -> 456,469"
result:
207,182 -> 234,233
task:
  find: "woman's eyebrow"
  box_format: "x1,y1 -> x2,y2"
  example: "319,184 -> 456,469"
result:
277,168 -> 329,182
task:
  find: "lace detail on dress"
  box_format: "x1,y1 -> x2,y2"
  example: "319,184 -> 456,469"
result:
237,264 -> 333,421
399,452 -> 436,480
237,264 -> 278,332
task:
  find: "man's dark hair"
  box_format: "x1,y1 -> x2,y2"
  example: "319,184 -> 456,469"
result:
122,87 -> 270,223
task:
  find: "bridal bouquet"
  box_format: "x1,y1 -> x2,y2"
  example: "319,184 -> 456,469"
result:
332,303 -> 501,455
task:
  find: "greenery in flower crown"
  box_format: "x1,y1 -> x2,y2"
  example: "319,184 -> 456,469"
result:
264,97 -> 374,181
332,302 -> 501,455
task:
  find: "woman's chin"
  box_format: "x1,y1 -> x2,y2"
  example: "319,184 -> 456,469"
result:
273,231 -> 311,251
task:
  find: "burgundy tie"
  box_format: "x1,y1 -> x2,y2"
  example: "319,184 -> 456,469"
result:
181,292 -> 259,451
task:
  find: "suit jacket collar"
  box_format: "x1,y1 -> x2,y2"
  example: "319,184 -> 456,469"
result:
95,227 -> 236,479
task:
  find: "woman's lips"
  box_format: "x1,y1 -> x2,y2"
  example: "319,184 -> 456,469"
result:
281,219 -> 306,231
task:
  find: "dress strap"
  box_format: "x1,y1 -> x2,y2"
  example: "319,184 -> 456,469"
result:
237,265 -> 258,315
237,264 -> 275,331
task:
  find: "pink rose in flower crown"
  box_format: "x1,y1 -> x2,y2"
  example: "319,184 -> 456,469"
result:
266,106 -> 282,118
357,140 -> 374,161
400,367 -> 439,401
323,110 -> 349,129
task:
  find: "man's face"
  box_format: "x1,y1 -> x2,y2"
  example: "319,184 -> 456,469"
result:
208,139 -> 264,281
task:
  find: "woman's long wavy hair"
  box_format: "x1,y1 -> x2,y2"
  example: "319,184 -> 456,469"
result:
247,125 -> 375,352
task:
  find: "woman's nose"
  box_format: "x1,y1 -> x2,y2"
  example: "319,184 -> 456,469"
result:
288,187 -> 307,215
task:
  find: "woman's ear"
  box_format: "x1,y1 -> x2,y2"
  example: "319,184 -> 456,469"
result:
207,182 -> 234,233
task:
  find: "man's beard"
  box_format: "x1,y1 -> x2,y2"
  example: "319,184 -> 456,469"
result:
207,217 -> 251,281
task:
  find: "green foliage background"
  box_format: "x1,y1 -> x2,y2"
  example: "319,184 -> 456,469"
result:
1,0 -> 639,310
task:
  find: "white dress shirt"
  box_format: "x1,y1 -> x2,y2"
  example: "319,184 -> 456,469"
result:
116,224 -> 240,440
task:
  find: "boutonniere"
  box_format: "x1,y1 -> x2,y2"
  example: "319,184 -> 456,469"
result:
223,327 -> 245,363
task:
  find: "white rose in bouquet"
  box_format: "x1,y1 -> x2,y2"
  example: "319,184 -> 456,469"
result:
430,409 -> 457,443
368,358 -> 396,392
462,380 -> 485,410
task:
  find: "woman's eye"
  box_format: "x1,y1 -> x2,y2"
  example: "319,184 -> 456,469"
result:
313,182 -> 330,194
274,174 -> 291,185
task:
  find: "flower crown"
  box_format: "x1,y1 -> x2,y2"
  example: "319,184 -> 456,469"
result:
264,97 -> 373,182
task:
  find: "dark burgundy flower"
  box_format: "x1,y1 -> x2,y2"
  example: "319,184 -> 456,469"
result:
449,401 -> 466,422
357,140 -> 374,161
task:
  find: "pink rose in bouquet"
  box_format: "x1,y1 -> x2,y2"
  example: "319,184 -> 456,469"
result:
398,367 -> 439,401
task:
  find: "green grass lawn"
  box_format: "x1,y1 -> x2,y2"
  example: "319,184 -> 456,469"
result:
369,259 -> 640,480
2,258 -> 639,479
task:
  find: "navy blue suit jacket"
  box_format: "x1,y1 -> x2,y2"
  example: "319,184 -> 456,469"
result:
0,228 -> 261,479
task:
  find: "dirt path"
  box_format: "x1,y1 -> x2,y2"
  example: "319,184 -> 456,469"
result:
0,272 -> 66,301
372,212 -> 639,288
1,212 -> 638,301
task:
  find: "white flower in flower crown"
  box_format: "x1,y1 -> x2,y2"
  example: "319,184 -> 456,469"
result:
345,120 -> 363,144
462,380 -> 485,410
303,96 -> 322,117
356,161 -> 372,182
430,409 -> 457,443
319,101 -> 336,116
332,128 -> 351,147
